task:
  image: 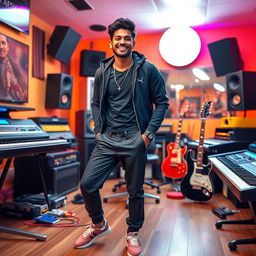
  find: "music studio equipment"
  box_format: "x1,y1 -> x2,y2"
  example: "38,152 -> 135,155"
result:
45,73 -> 73,109
32,116 -> 78,148
0,106 -> 71,241
161,105 -> 189,179
207,38 -> 244,77
208,142 -> 256,250
75,109 -> 95,138
215,127 -> 256,141
220,117 -> 256,128
14,150 -> 80,197
13,116 -> 81,197
226,71 -> 256,111
80,50 -> 106,77
47,26 -> 81,64
180,102 -> 214,201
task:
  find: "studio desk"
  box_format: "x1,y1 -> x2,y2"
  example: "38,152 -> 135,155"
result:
0,118 -> 71,241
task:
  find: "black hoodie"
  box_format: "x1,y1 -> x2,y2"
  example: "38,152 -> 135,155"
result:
91,51 -> 169,135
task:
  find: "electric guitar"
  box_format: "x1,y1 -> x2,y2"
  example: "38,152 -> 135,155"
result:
180,101 -> 214,201
161,104 -> 189,179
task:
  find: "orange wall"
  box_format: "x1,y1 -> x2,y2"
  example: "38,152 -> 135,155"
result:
69,25 -> 256,133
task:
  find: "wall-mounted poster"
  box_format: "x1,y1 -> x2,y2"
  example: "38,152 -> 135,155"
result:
0,32 -> 29,104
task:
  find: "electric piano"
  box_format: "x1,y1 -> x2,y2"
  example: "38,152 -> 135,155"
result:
0,118 -> 71,241
208,142 -> 256,251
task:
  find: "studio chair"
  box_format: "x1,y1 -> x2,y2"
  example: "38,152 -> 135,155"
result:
215,201 -> 256,251
103,139 -> 161,207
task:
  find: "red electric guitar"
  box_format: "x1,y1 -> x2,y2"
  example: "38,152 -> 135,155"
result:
161,104 -> 189,179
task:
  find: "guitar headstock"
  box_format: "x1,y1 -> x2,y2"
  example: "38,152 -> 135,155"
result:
180,101 -> 190,117
200,101 -> 212,118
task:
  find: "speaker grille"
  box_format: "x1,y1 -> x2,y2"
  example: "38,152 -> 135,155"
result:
226,71 -> 256,111
45,73 -> 73,109
80,50 -> 106,77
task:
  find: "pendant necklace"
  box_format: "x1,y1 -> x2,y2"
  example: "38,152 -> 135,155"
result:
113,63 -> 133,91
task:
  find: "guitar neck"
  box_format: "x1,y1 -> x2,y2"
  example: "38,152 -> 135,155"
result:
174,115 -> 184,149
196,118 -> 206,167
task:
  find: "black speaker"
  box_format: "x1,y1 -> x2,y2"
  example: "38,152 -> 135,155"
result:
45,73 -> 73,109
80,50 -> 106,77
226,71 -> 256,111
47,26 -> 81,64
14,155 -> 80,197
208,38 -> 244,77
77,137 -> 95,175
75,109 -> 95,138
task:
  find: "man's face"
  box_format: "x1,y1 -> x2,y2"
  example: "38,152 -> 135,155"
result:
110,29 -> 135,58
0,35 -> 9,60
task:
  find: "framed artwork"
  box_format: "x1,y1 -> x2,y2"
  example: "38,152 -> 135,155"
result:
0,32 -> 29,104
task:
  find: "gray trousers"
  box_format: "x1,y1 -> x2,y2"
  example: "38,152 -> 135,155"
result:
80,130 -> 147,232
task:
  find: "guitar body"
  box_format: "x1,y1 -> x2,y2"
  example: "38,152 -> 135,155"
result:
162,142 -> 188,179
180,150 -> 214,201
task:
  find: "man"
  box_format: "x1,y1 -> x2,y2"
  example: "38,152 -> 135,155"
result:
0,34 -> 26,102
75,18 -> 169,256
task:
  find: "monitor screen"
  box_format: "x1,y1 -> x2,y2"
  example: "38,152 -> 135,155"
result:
0,0 -> 30,34
0,32 -> 29,104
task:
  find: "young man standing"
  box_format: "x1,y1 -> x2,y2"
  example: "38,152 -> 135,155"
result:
75,18 -> 169,256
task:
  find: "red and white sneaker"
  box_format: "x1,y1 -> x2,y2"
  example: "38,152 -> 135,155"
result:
74,220 -> 111,248
126,232 -> 143,256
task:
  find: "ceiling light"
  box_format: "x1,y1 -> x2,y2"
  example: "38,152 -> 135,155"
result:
192,68 -> 210,80
90,24 -> 106,31
213,83 -> 226,92
159,26 -> 201,67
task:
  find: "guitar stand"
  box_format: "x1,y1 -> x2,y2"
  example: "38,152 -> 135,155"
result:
166,179 -> 185,199
0,154 -> 50,241
215,201 -> 256,251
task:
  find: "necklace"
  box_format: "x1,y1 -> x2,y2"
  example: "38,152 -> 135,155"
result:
113,63 -> 133,91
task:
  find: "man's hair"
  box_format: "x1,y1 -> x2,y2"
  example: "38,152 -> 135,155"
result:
108,18 -> 136,40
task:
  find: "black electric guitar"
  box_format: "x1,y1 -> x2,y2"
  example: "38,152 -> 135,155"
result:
180,101 -> 214,201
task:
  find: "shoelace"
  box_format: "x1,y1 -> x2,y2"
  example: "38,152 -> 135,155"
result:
82,225 -> 95,237
127,234 -> 140,246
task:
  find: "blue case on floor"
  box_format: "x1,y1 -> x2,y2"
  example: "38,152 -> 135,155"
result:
34,214 -> 60,224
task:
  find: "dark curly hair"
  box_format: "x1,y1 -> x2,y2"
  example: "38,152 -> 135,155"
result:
108,18 -> 136,40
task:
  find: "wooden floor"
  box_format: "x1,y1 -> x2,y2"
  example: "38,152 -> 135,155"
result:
0,179 -> 256,256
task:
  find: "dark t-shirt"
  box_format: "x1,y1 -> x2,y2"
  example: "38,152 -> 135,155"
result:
105,66 -> 138,131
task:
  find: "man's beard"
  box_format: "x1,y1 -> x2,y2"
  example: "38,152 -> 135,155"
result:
112,46 -> 132,58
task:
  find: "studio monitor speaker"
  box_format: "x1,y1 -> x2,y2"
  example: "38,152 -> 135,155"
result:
75,109 -> 95,138
45,73 -> 73,109
208,38 -> 244,77
226,71 -> 256,111
80,50 -> 106,77
47,26 -> 81,64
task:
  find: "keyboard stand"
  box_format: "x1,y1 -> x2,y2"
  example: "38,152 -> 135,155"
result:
215,200 -> 256,251
0,155 -> 50,241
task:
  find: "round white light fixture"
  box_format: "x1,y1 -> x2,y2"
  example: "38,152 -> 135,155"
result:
192,67 -> 210,81
159,26 -> 201,67
213,83 -> 226,92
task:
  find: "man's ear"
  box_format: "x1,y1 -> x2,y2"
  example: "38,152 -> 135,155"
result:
110,42 -> 112,48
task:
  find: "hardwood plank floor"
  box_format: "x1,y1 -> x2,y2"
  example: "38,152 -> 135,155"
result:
0,179 -> 256,256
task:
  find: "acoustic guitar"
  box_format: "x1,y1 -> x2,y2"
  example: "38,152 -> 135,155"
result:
180,101 -> 214,201
161,104 -> 189,179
